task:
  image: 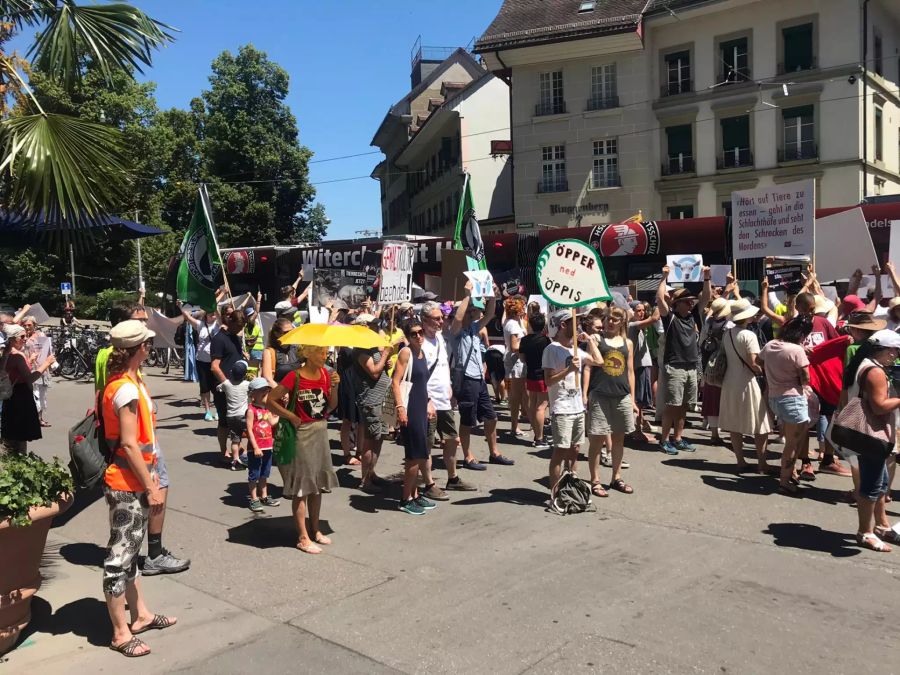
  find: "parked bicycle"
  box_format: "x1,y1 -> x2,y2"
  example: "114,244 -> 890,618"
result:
54,325 -> 105,380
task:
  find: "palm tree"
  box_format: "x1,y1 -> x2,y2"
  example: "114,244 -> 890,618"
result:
0,0 -> 173,229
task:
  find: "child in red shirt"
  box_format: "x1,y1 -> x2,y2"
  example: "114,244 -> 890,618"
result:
246,378 -> 280,513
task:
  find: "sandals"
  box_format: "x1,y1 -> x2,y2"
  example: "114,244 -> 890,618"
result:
297,540 -> 323,554
874,526 -> 900,544
314,533 -> 332,545
109,636 -> 151,658
130,614 -> 177,635
609,478 -> 633,494
590,482 -> 608,498
858,532 -> 893,552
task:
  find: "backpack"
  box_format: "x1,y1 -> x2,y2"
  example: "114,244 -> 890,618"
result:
548,470 -> 596,515
68,392 -> 114,491
700,319 -> 726,370
174,321 -> 187,346
703,339 -> 728,387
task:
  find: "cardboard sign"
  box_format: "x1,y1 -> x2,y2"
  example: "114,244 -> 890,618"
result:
815,208 -> 879,283
889,220 -> 900,268
378,241 -> 414,305
536,239 -> 611,308
710,265 -> 731,287
312,269 -> 368,309
464,270 -> 495,298
666,254 -> 704,282
731,178 -> 815,260
146,309 -> 184,349
766,265 -> 804,293
24,303 -> 51,325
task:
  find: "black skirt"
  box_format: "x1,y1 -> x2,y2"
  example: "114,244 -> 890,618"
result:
1,382 -> 41,442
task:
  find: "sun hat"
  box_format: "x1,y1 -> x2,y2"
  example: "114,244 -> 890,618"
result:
729,298 -> 759,322
889,297 -> 900,313
813,295 -> 835,315
248,377 -> 270,391
3,324 -> 25,339
398,301 -> 414,311
549,309 -> 573,328
352,313 -> 377,326
670,288 -> 696,304
840,294 -> 866,316
846,311 -> 886,332
709,297 -> 731,320
870,329 -> 900,350
109,320 -> 155,348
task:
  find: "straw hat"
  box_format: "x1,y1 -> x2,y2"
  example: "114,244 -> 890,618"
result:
813,295 -> 835,315
729,298 -> 759,322
846,311 -> 886,332
709,297 -> 731,320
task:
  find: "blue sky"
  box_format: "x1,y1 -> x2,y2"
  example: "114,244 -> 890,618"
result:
109,0 -> 501,240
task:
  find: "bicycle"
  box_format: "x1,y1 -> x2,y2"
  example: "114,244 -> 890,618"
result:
56,326 -> 104,380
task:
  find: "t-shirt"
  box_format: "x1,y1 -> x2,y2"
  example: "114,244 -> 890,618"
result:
352,348 -> 390,407
248,404 -> 274,451
542,342 -> 589,415
210,329 -> 243,380
803,315 -> 839,349
760,340 -> 809,398
662,310 -> 700,368
95,346 -> 112,392
217,379 -> 250,418
451,323 -> 486,380
280,367 -> 331,423
196,320 -> 219,363
503,319 -> 525,352
520,333 -> 551,380
422,333 -> 451,411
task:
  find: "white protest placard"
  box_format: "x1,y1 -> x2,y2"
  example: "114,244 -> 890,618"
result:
815,208 -> 879,283
25,303 -> 51,325
710,265 -> 731,287
666,254 -> 704,283
377,241 -> 414,305
889,221 -> 900,268
146,309 -> 184,349
536,239 -> 611,307
731,178 -> 815,260
463,270 -> 495,298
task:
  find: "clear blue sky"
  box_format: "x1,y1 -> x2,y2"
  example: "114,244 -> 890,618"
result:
122,0 -> 501,240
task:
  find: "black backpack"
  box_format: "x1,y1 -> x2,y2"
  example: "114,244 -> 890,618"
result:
174,321 -> 187,346
68,391 -> 114,491
701,320 -> 726,370
548,471 -> 596,515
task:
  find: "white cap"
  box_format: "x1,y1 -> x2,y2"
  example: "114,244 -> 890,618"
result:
870,329 -> 900,350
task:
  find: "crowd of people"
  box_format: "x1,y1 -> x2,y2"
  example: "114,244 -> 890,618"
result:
4,258 -> 900,657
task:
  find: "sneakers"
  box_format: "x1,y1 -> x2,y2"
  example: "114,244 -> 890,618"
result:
659,440 -> 678,455
204,410 -> 214,422
600,451 -> 612,468
249,499 -> 265,513
399,500 -> 425,515
230,461 -> 240,471
799,463 -> 816,482
261,496 -> 281,507
422,484 -> 450,501
533,439 -> 550,449
489,454 -> 515,466
674,439 -> 696,452
462,459 -> 487,471
446,476 -> 477,491
141,550 -> 190,576
819,459 -> 852,477
211,410 -> 219,421
414,495 -> 437,510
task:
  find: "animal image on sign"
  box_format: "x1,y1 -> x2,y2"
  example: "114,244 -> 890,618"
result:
536,239 -> 612,308
666,254 -> 704,282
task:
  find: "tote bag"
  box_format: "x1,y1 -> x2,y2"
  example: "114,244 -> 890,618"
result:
382,352 -> 413,429
828,366 -> 894,461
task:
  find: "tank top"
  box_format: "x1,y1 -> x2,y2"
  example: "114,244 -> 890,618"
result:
273,345 -> 302,382
589,335 -> 631,397
248,403 -> 274,451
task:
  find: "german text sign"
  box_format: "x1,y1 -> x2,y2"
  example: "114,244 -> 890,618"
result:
536,239 -> 611,308
731,179 -> 814,260
378,241 -> 414,305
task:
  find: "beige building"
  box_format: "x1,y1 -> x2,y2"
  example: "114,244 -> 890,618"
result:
371,45 -> 513,237
475,0 -> 900,229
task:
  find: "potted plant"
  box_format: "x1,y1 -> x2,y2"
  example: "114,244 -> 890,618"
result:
0,451 -> 74,654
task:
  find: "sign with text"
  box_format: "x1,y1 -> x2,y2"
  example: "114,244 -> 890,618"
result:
765,264 -> 804,293
313,269 -> 368,309
377,241 -> 414,305
536,239 -> 611,308
666,254 -> 704,282
463,270 -> 495,298
60,282 -> 72,295
731,179 -> 815,260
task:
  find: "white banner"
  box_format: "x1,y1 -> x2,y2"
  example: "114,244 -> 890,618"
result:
731,179 -> 815,260
889,221 -> 900,268
815,208 -> 879,283
463,270 -> 495,298
146,309 -> 184,349
536,239 -> 611,308
377,241 -> 414,305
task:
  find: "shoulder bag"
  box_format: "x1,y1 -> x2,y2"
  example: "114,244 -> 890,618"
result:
450,331 -> 477,395
829,366 -> 894,461
273,370 -> 300,465
382,350 -> 414,429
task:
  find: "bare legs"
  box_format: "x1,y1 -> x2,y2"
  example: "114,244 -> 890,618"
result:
359,426 -> 383,489
106,577 -> 161,655
527,391 -> 548,444
293,493 -> 327,552
508,378 -> 525,435
660,405 -> 686,443
549,446 -> 578,490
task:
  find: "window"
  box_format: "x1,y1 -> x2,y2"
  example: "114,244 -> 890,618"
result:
722,201 -> 733,219
875,106 -> 884,162
591,139 -> 619,188
537,71 -> 565,115
874,31 -> 883,77
719,115 -> 752,168
781,23 -> 814,73
781,105 -> 816,161
667,205 -> 694,220
539,145 -> 567,192
578,0 -> 595,12
663,50 -> 691,96
588,64 -> 617,110
664,125 -> 693,174
720,37 -> 749,83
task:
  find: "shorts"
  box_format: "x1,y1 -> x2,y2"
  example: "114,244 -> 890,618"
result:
358,402 -> 387,440
664,364 -> 698,408
769,395 -> 810,425
551,412 -> 585,449
102,488 -> 149,597
248,449 -> 273,481
457,377 -> 497,427
526,378 -> 548,393
249,349 -> 263,362
587,392 -> 635,436
858,453 -> 889,501
484,350 -> 505,382
196,360 -> 214,395
156,446 -> 169,489
226,415 -> 246,444
428,409 -> 459,446
634,366 -> 652,409
213,388 -> 228,429
504,352 -> 525,379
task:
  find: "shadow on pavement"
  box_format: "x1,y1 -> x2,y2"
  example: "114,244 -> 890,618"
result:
227,516 -> 333,549
51,488 -> 103,529
183,451 -> 226,467
663,457 -> 743,474
452,487 -> 548,507
700,473 -> 777,496
16,596 -> 111,649
347,491 -> 399,514
764,522 -> 861,558
220,481 -> 283,508
191,427 -> 218,438
59,542 -> 106,567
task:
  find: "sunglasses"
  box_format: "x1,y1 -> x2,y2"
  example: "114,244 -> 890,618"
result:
408,330 -> 424,338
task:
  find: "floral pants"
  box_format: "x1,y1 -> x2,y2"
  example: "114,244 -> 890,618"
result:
102,488 -> 149,597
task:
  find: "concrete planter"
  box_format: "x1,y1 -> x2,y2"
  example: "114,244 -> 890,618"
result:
0,495 -> 73,654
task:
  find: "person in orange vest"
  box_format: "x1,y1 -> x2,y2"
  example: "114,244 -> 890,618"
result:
102,320 -> 177,658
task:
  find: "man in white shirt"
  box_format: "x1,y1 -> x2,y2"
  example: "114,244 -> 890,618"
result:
420,301 -> 476,494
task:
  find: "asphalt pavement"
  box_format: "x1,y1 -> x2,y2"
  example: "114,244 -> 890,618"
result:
6,369 -> 900,674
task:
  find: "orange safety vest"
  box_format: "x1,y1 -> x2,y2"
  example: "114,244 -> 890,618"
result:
102,373 -> 157,491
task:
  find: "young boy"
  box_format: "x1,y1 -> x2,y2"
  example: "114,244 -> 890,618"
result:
217,360 -> 250,470
246,377 -> 280,512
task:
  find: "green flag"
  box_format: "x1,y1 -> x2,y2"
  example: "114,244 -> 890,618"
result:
176,186 -> 222,311
454,173 -> 487,271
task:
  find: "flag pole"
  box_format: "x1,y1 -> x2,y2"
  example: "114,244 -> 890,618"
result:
571,307 -> 580,391
199,184 -> 235,308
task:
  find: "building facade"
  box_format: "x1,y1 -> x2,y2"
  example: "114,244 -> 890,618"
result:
475,0 -> 900,229
371,45 -> 514,237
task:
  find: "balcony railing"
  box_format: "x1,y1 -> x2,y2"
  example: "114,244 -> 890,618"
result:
717,148 -> 753,169
538,178 -> 568,193
662,155 -> 695,175
661,78 -> 693,97
535,101 -> 567,116
717,68 -> 751,84
586,94 -> 619,111
591,172 -> 621,189
777,56 -> 817,75
778,142 -> 818,162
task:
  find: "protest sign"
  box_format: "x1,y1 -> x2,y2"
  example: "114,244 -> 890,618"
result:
378,241 -> 414,305
710,265 -> 731,287
312,268 -> 368,309
731,179 -> 815,260
666,254 -> 704,282
765,265 -> 804,293
464,270 -> 494,298
146,309 -> 184,349
536,239 -> 611,308
889,221 -> 900,269
861,274 -> 895,298
25,302 -> 50,325
815,208 -> 878,283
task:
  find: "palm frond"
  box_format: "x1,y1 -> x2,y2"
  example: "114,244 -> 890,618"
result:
0,0 -> 53,30
0,112 -> 128,225
28,1 -> 175,87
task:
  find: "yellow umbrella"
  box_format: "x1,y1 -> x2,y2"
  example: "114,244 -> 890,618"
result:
280,323 -> 390,349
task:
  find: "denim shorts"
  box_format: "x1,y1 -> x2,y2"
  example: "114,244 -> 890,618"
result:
857,454 -> 889,502
769,395 -> 810,425
155,446 -> 169,490
247,449 -> 273,482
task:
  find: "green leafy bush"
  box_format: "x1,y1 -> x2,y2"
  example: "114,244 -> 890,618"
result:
0,452 -> 73,527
